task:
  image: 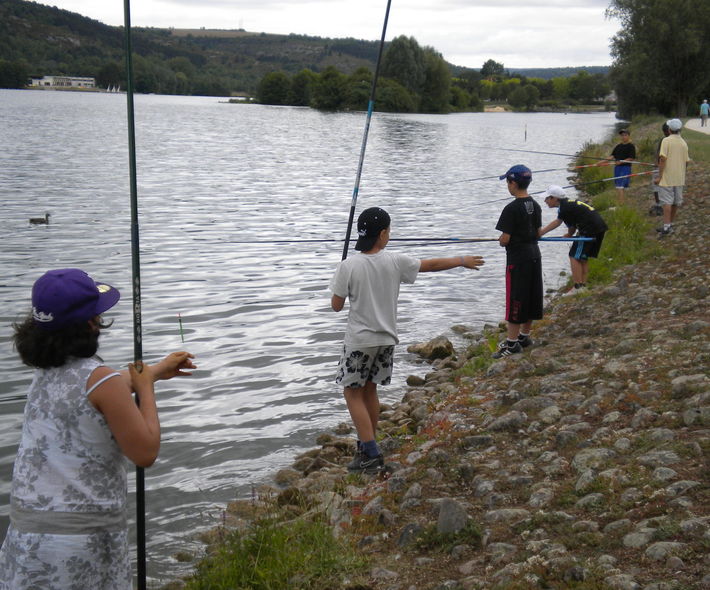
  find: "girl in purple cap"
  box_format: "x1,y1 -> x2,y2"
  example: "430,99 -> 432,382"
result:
0,268 -> 196,590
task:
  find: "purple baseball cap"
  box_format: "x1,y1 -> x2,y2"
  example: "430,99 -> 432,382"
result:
499,164 -> 532,183
31,268 -> 121,331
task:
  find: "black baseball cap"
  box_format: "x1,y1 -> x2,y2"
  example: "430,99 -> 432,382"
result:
355,207 -> 390,251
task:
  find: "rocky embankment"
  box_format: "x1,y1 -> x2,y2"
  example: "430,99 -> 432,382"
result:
219,165 -> 709,589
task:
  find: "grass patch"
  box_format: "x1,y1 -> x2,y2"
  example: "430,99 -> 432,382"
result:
414,521 -> 483,553
184,516 -> 367,590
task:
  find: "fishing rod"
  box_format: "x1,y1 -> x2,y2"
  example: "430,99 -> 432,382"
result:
445,161 -> 627,186
490,146 -> 654,166
211,236 -> 592,245
122,1 -> 147,588
340,0 -> 392,261
476,169 -> 656,205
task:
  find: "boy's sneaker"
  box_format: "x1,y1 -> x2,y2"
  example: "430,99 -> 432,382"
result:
517,334 -> 534,348
492,340 -> 523,359
657,226 -> 673,238
347,452 -> 384,474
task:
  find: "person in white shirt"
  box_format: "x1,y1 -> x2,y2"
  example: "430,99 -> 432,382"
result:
330,207 -> 484,473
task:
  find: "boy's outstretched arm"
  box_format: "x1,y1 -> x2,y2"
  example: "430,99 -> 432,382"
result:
420,255 -> 484,273
331,294 -> 346,311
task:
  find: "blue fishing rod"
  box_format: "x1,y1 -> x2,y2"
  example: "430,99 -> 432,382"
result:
122,0 -> 147,588
341,0 -> 392,261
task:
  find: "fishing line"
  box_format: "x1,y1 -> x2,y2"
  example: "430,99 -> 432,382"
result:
444,162 -> 622,186
340,0 -> 392,261
476,170 -> 656,205
489,146 -> 655,166
122,0 -> 147,587
210,236 -> 591,245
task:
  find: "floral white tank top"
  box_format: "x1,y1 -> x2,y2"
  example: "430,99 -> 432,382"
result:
0,356 -> 132,590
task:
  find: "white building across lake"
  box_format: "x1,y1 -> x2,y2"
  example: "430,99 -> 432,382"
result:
30,75 -> 96,89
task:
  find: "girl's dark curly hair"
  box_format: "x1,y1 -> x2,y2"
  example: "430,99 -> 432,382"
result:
13,314 -> 111,369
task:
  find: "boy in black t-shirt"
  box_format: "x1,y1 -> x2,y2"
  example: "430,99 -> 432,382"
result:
608,129 -> 636,203
539,185 -> 608,294
493,165 -> 543,358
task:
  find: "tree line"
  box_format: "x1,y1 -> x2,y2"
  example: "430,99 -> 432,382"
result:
607,0 -> 710,118
256,37 -> 612,114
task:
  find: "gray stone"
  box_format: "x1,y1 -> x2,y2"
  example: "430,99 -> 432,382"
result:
371,567 -> 399,580
437,498 -> 468,534
647,428 -> 676,442
407,335 -> 455,360
539,405 -> 562,424
683,406 -> 710,426
623,530 -> 654,548
665,480 -> 701,496
397,522 -> 423,547
461,435 -> 493,449
614,437 -> 632,452
571,447 -> 616,472
575,493 -> 605,509
483,508 -> 530,523
604,574 -> 641,590
652,467 -> 677,482
487,410 -> 527,431
528,488 -> 555,508
638,450 -> 681,467
362,495 -> 384,516
644,541 -> 687,561
671,374 -> 709,398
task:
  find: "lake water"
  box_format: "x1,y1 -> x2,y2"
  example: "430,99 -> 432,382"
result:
0,89 -> 616,585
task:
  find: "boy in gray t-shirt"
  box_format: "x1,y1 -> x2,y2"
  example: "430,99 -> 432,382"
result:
329,207 -> 484,473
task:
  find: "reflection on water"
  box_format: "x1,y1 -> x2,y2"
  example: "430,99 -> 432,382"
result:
0,89 -> 615,584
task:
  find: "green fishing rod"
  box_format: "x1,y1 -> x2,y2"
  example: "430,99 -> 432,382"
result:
122,0 -> 147,588
341,0 -> 392,261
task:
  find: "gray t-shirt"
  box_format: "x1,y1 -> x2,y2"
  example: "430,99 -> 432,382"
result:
330,250 -> 420,347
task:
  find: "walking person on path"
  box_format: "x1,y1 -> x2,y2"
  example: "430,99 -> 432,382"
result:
700,99 -> 709,127
654,118 -> 690,237
0,268 -> 196,590
538,185 -> 608,295
493,165 -> 543,359
330,207 -> 484,473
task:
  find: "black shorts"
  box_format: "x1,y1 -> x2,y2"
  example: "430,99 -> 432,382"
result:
505,258 -> 543,325
569,232 -> 605,260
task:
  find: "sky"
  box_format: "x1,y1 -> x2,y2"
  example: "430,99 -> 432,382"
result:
44,0 -> 620,69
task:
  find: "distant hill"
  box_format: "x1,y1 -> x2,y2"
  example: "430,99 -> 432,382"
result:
0,0 -> 609,94
509,66 -> 609,80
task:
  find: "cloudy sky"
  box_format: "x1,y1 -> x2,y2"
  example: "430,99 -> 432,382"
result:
46,0 -> 620,69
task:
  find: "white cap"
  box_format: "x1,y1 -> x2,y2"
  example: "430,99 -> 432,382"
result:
542,185 -> 566,198
667,118 -> 682,131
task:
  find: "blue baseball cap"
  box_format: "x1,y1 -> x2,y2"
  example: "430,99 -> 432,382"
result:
31,268 -> 120,331
499,164 -> 532,183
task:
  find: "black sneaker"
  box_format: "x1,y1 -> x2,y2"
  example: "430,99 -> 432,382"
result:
348,452 -> 384,474
658,226 -> 673,238
517,334 -> 534,348
346,451 -> 364,471
492,340 -> 523,359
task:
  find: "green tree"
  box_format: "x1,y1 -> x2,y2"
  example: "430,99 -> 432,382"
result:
344,66 -> 372,110
96,61 -> 123,89
288,68 -> 317,106
450,85 -> 471,111
419,48 -> 451,113
480,59 -> 504,78
380,35 -> 426,95
607,0 -> 710,117
0,59 -> 28,88
311,66 -> 347,110
375,78 -> 417,113
257,71 -> 291,105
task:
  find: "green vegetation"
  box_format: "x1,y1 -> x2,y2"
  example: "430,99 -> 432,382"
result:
184,515 -> 366,590
2,0 -> 612,111
607,0 -> 710,118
